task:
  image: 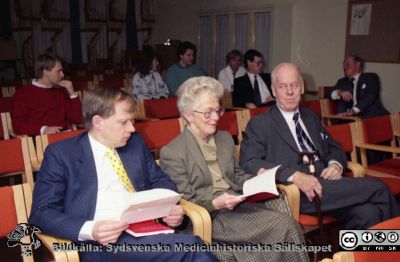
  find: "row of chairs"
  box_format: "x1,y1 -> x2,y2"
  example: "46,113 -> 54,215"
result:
1,114 -> 399,260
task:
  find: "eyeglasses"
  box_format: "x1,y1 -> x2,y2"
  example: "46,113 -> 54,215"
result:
252,60 -> 263,66
193,108 -> 225,119
276,82 -> 301,90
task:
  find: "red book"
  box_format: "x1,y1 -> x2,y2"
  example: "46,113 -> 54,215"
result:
126,220 -> 174,237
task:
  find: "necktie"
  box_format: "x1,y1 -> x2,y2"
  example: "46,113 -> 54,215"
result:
293,112 -> 316,152
106,148 -> 135,192
350,77 -> 357,106
253,75 -> 262,106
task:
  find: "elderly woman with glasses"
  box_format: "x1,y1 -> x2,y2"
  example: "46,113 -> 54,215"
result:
160,76 -> 308,262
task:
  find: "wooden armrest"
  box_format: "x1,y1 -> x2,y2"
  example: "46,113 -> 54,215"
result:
180,199 -> 212,245
364,169 -> 400,179
322,113 -> 360,122
277,184 -> 300,222
37,234 -> 80,262
346,161 -> 364,177
356,143 -> 400,154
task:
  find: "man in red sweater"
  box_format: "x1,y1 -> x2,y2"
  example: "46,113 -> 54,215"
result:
12,53 -> 82,136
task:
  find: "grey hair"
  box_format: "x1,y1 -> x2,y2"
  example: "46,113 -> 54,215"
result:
271,62 -> 303,84
176,76 -> 224,114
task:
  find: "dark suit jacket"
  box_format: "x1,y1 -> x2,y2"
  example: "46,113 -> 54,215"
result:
239,105 -> 347,183
29,132 -> 176,241
327,72 -> 389,118
239,105 -> 400,222
160,129 -> 253,213
233,73 -> 272,107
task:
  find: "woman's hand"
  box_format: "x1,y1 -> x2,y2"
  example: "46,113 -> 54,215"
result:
212,192 -> 246,210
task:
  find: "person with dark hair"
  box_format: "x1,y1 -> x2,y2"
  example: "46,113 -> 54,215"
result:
29,86 -> 217,262
132,49 -> 169,100
11,53 -> 82,136
233,49 -> 275,108
240,63 -> 400,230
164,41 -> 204,96
326,55 -> 389,118
217,49 -> 246,91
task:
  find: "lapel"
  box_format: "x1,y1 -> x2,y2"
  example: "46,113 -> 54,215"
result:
214,132 -> 231,177
270,105 -> 299,152
77,133 -> 99,218
116,136 -> 144,191
244,73 -> 252,89
355,73 -> 366,98
184,129 -> 213,183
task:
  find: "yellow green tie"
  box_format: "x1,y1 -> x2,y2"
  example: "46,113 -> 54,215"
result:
106,148 -> 135,192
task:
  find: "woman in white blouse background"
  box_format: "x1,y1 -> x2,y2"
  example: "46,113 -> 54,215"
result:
132,48 -> 170,99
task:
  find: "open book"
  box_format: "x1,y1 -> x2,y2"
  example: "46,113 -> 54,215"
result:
242,165 -> 280,202
120,188 -> 182,237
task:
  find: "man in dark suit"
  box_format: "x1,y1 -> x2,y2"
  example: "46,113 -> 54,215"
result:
240,63 -> 399,229
233,49 -> 275,108
326,55 -> 389,118
29,86 -> 216,262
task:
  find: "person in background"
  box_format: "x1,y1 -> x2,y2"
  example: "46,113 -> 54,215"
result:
217,49 -> 246,92
160,76 -> 308,262
29,86 -> 217,262
12,53 -> 82,136
164,41 -> 204,96
325,55 -> 389,118
240,63 -> 400,230
233,49 -> 275,108
132,47 -> 169,100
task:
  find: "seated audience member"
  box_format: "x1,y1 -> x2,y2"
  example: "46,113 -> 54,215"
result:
12,53 -> 82,136
29,86 -> 217,262
160,76 -> 308,262
233,49 -> 275,108
217,49 -> 246,92
132,48 -> 169,99
239,63 -> 400,229
164,41 -> 204,96
325,55 -> 389,118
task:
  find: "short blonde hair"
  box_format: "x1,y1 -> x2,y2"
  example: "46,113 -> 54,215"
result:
176,76 -> 224,114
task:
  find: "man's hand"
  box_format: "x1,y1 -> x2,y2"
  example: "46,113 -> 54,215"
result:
212,192 -> 246,210
57,80 -> 75,96
92,220 -> 128,245
245,102 -> 257,109
337,111 -> 354,117
320,164 -> 342,180
43,126 -> 63,134
292,171 -> 323,202
162,205 -> 184,228
337,90 -> 352,102
264,96 -> 275,104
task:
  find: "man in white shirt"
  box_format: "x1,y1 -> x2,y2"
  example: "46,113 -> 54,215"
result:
233,49 -> 275,108
29,86 -> 216,261
326,55 -> 389,118
217,49 -> 246,92
240,63 -> 400,229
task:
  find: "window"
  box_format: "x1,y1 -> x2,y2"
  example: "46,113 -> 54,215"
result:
198,10 -> 272,77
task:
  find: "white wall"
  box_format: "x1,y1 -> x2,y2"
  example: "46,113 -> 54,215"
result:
153,0 -> 400,112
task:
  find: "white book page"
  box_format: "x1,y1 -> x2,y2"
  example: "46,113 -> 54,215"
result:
242,165 -> 280,197
120,188 -> 182,223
